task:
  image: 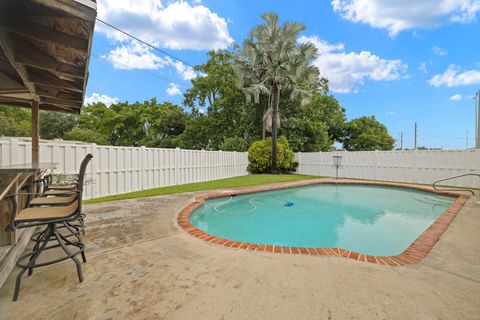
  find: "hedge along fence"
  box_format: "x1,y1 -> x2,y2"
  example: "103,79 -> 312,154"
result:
295,149 -> 480,188
0,138 -> 249,200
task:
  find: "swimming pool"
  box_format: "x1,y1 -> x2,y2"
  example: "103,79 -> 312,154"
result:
184,182 -> 462,259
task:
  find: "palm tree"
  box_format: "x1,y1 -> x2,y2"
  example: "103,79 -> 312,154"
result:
234,13 -> 319,172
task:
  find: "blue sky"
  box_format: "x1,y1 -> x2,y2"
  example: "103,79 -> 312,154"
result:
86,0 -> 480,149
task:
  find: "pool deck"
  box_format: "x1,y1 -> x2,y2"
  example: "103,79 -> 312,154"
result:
0,179 -> 479,319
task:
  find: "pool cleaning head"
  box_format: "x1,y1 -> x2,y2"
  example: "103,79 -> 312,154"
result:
285,202 -> 294,207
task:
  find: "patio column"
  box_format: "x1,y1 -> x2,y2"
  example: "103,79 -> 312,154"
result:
31,100 -> 39,164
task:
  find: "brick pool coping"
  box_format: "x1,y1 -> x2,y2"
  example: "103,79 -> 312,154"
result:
177,180 -> 470,266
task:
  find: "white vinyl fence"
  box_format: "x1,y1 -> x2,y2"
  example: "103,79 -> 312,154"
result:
0,138 -> 248,200
296,149 -> 480,188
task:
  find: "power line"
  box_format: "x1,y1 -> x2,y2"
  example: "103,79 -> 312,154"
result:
96,18 -> 195,68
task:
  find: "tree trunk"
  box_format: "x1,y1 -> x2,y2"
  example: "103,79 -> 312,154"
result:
262,94 -> 271,139
270,82 -> 279,173
262,107 -> 266,139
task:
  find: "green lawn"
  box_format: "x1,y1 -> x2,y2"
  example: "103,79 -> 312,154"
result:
85,174 -> 319,204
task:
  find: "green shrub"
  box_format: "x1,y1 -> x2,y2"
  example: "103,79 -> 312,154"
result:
247,136 -> 296,173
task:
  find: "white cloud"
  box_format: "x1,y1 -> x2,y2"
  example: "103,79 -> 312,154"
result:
172,61 -> 197,80
428,65 -> 480,87
104,42 -> 198,80
105,42 -> 169,70
166,83 -> 182,96
300,35 -> 407,93
298,35 -> 344,54
449,94 -> 463,101
331,0 -> 480,37
418,62 -> 428,74
97,0 -> 232,50
432,46 -> 448,56
84,93 -> 119,106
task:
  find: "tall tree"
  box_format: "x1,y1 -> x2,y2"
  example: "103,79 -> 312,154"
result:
145,102 -> 187,148
64,127 -> 107,144
181,50 -> 261,150
279,80 -> 346,151
342,116 -> 395,151
39,111 -> 78,140
77,99 -> 187,147
234,13 -> 319,172
0,106 -> 31,137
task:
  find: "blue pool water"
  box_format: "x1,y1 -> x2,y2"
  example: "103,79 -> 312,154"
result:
189,184 -> 455,256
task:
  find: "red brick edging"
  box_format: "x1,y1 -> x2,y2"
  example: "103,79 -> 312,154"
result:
177,180 -> 470,266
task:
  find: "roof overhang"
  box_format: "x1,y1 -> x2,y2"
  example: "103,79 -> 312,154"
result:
0,0 -> 97,114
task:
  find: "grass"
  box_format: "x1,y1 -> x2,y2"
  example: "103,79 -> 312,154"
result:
84,174 -> 319,204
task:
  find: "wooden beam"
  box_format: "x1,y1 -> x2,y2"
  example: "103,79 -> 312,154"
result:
3,101 -> 78,113
0,97 -> 32,106
31,0 -> 97,23
81,7 -> 96,106
35,86 -> 82,102
0,0 -> 95,112
0,56 -> 24,83
0,31 -> 38,101
8,1 -> 91,24
39,96 -> 82,108
31,101 -> 39,164
0,70 -> 26,91
11,35 -> 85,78
39,103 -> 78,114
27,68 -> 83,92
0,18 -> 88,50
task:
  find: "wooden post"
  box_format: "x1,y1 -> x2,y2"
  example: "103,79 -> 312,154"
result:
31,101 -> 39,164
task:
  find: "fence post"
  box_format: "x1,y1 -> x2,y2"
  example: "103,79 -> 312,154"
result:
219,150 -> 223,179
90,143 -> 97,199
317,151 -> 322,176
141,146 -> 146,190
233,151 -> 237,176
297,152 -> 302,174
412,149 -> 417,184
10,138 -> 18,165
175,147 -> 180,185
201,149 -> 205,182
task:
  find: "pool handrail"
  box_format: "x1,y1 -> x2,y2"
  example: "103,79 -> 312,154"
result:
432,173 -> 479,196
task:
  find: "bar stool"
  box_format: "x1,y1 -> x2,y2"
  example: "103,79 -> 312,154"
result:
5,154 -> 93,301
26,154 -> 93,235
5,191 -> 85,301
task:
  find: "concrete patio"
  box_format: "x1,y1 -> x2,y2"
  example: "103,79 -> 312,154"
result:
0,180 -> 479,320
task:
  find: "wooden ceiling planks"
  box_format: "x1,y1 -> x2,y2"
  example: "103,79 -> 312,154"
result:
0,0 -> 96,114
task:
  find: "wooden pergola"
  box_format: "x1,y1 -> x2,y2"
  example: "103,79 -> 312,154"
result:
0,0 -> 96,163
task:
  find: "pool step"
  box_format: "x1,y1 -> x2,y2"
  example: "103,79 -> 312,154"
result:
414,195 -> 452,206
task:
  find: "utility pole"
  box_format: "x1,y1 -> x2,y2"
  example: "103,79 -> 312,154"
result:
476,90 -> 480,148
414,122 -> 417,150
400,132 -> 403,150
466,130 -> 469,149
